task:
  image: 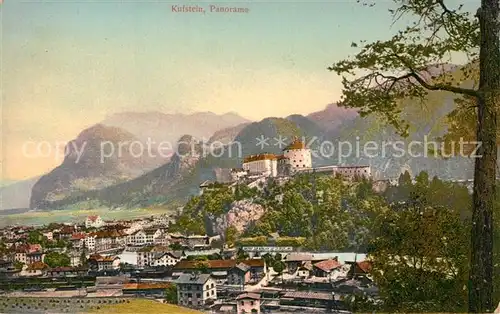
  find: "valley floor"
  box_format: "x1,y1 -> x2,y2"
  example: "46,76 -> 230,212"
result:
0,207 -> 171,228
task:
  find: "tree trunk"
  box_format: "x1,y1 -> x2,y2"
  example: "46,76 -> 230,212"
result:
469,0 -> 500,312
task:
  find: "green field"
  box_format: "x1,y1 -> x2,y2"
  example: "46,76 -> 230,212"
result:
86,299 -> 202,314
0,207 -> 172,228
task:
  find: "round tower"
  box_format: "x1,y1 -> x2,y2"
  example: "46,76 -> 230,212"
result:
283,136 -> 312,170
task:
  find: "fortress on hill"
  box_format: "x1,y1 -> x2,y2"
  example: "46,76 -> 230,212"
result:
229,137 -> 371,181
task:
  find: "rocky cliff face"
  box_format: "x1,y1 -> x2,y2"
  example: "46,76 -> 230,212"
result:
206,199 -> 265,237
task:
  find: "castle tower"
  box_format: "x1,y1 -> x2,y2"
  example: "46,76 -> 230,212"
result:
283,136 -> 312,171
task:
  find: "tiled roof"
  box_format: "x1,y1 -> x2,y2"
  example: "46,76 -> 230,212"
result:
123,283 -> 172,290
27,261 -> 49,271
243,153 -> 278,163
313,259 -> 341,272
356,261 -> 372,273
283,137 -> 306,151
176,273 -> 212,285
282,291 -> 333,301
237,293 -> 260,300
241,259 -> 265,267
87,215 -> 100,222
71,233 -> 86,240
234,263 -> 250,272
48,266 -> 87,272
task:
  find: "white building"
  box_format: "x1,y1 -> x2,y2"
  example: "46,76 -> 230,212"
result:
42,232 -> 53,241
128,230 -> 147,246
282,137 -> 312,172
242,154 -> 278,177
176,273 -> 217,309
144,228 -> 163,244
85,215 -> 104,229
154,252 -> 182,267
85,234 -> 97,252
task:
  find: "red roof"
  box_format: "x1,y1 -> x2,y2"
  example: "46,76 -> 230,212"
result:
28,244 -> 42,252
123,283 -> 172,290
27,261 -> 49,271
71,233 -> 86,240
87,215 -> 100,222
357,261 -> 372,273
313,259 -> 341,272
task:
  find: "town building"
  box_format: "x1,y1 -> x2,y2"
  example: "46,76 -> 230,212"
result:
21,261 -> 49,277
70,233 -> 86,249
26,251 -> 45,265
45,266 -> 88,278
88,254 -> 120,271
84,234 -> 96,252
237,293 -> 261,314
154,251 -> 182,267
137,245 -> 172,268
176,273 -> 217,309
85,215 -> 104,229
312,258 -> 342,278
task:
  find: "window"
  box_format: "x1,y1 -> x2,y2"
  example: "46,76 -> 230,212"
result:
188,293 -> 192,298
251,301 -> 254,306
196,293 -> 201,298
241,301 -> 245,305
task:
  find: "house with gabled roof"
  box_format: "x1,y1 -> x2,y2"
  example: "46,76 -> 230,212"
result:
313,258 -> 342,278
176,273 -> 217,309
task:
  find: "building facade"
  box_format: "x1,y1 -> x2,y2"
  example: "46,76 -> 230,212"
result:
176,273 -> 217,309
242,154 -> 278,177
85,215 -> 104,229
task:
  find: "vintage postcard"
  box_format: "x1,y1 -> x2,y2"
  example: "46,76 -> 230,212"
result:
0,0 -> 499,313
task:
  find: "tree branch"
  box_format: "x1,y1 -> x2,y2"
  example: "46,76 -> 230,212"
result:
394,55 -> 480,97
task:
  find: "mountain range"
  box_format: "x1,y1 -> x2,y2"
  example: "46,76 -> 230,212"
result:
2,64 -> 480,212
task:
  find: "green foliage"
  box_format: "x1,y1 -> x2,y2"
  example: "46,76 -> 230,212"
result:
224,226 -> 239,247
169,243 -> 183,251
169,184 -> 235,235
193,261 -> 210,274
27,231 -> 48,247
164,284 -> 178,304
328,1 -> 479,136
14,261 -> 24,270
274,237 -> 306,247
44,252 -> 70,268
368,204 -> 470,312
236,236 -> 268,247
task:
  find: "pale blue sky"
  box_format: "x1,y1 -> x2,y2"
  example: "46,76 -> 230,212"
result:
1,0 -> 479,179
